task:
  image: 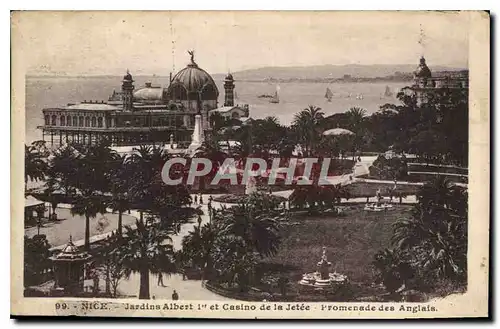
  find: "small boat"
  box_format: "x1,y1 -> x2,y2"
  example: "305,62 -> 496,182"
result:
384,85 -> 394,97
356,93 -> 364,100
258,94 -> 273,98
325,87 -> 333,102
269,85 -> 280,104
346,93 -> 352,98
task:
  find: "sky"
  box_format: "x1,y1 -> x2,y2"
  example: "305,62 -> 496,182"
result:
12,11 -> 471,76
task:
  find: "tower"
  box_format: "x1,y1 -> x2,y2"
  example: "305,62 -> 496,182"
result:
413,56 -> 432,106
224,73 -> 235,107
122,70 -> 134,111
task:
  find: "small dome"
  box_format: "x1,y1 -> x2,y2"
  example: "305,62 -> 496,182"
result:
167,52 -> 219,101
225,73 -> 234,80
415,57 -> 432,78
50,236 -> 92,261
133,86 -> 164,101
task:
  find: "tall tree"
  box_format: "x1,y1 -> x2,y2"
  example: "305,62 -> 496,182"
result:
25,144 -> 48,191
292,105 -> 324,156
109,155 -> 132,236
119,219 -> 177,299
71,193 -> 108,250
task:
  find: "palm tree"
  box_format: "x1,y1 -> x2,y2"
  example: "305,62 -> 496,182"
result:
71,192 -> 108,250
25,144 -> 48,191
119,219 -> 176,299
217,202 -> 281,258
109,155 -> 132,236
108,193 -> 131,238
126,145 -> 168,222
346,107 -> 367,132
292,105 -> 324,156
181,222 -> 217,278
391,177 -> 467,282
45,144 -> 81,197
209,111 -> 228,132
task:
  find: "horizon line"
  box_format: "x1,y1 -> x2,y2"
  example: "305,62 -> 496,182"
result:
26,62 -> 468,78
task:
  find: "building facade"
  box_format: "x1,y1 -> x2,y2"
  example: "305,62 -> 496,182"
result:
411,56 -> 469,105
39,52 -> 250,148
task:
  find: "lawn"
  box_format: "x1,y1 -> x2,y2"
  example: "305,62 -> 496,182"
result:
262,204 -> 414,299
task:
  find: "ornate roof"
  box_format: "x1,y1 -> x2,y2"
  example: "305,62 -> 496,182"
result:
133,86 -> 164,101
167,51 -> 219,101
50,236 -> 92,262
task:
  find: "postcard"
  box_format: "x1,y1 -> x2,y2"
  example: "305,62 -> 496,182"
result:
11,10 -> 490,319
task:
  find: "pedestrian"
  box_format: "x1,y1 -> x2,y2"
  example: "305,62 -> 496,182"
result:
157,272 -> 164,287
194,195 -> 198,204
200,194 -> 204,204
172,290 -> 179,300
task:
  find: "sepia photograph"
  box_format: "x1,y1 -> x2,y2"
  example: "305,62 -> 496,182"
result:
10,10 -> 489,318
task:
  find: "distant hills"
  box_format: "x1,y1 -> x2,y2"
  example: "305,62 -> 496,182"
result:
29,64 -> 467,83
212,64 -> 467,82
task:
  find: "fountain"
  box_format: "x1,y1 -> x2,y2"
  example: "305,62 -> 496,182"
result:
298,247 -> 347,289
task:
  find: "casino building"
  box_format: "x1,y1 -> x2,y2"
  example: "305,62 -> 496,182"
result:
39,52 -> 250,148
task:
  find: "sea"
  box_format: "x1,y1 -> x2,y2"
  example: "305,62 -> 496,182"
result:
25,76 -> 407,144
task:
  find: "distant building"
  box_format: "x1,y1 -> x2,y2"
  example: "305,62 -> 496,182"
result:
210,73 -> 250,120
39,52 -> 250,147
411,56 -> 469,105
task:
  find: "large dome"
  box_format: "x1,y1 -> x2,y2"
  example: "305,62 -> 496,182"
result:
167,54 -> 219,101
415,56 -> 432,78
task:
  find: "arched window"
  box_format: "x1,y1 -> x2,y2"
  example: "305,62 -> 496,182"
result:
79,116 -> 84,127
168,84 -> 188,100
51,115 -> 57,126
201,84 -> 217,100
91,117 -> 97,127
44,115 -> 49,126
97,117 -> 103,128
73,116 -> 78,126
85,117 -> 90,127
60,116 -> 65,126
66,115 -> 72,126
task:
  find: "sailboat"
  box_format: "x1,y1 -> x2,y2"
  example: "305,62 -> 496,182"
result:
384,85 -> 393,97
235,91 -> 239,99
269,85 -> 280,104
356,93 -> 364,100
325,87 -> 333,102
